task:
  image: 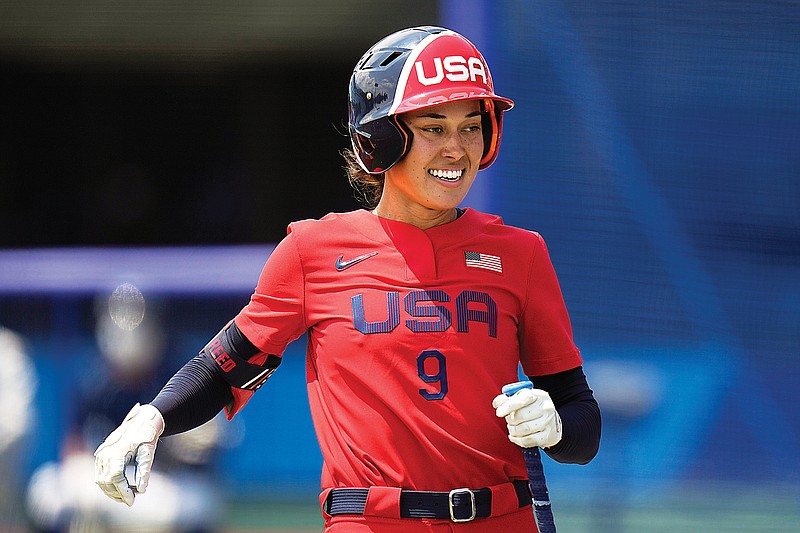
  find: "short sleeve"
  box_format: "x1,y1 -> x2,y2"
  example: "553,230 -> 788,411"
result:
518,233 -> 582,376
234,229 -> 308,355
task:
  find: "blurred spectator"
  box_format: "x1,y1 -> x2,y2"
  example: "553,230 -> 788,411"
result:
26,299 -> 226,533
0,326 -> 38,533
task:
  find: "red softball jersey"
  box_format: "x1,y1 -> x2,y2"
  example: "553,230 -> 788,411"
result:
234,208 -> 582,492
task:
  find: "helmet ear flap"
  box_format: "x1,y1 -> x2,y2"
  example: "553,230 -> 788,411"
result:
351,115 -> 413,175
479,99 -> 504,170
352,129 -> 377,157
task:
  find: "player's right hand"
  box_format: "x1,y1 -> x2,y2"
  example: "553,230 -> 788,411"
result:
94,403 -> 165,506
493,386 -> 562,449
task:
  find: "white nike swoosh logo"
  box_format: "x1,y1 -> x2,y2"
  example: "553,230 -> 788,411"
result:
335,252 -> 378,271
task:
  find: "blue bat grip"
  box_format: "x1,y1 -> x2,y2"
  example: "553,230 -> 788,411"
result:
502,379 -> 557,533
502,380 -> 534,396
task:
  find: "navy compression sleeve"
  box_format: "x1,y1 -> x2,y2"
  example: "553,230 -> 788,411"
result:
150,322 -> 261,436
531,366 -> 601,464
150,354 -> 232,436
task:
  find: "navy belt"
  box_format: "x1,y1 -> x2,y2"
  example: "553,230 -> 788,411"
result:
324,480 -> 532,523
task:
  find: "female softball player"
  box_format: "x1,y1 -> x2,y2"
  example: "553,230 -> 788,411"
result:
95,26 -> 601,532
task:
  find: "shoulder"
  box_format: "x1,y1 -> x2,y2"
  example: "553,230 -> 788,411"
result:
285,209 -> 372,242
465,209 -> 546,248
457,210 -> 553,281
288,209 -> 370,234
283,210 -> 382,259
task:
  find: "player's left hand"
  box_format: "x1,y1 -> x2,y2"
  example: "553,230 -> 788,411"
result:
493,386 -> 562,449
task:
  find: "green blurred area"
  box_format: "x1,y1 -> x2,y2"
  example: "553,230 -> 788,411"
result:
222,486 -> 800,533
223,500 -> 322,532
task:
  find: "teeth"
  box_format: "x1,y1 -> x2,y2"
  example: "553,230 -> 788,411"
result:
429,169 -> 463,181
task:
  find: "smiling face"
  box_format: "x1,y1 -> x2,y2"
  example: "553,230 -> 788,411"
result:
374,99 -> 485,229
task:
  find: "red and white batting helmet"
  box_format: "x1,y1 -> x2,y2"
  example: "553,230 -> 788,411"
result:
348,26 -> 514,174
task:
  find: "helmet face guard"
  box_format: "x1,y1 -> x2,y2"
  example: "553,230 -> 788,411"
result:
348,26 -> 514,175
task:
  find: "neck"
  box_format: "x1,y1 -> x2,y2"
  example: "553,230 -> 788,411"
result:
372,204 -> 459,230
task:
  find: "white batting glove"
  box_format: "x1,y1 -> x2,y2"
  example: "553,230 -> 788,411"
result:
94,403 -> 165,506
493,386 -> 562,449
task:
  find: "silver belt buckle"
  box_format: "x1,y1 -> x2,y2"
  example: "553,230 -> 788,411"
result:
448,487 -> 477,522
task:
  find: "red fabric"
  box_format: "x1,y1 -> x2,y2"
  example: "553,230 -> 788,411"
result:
364,486 -> 402,519
234,209 -> 581,493
488,481 -> 520,518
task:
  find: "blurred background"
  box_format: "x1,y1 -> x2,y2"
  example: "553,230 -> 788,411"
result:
1,1 -> 798,532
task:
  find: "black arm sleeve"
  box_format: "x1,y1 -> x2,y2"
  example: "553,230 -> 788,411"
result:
150,321 -> 264,436
150,353 -> 233,437
531,366 -> 601,465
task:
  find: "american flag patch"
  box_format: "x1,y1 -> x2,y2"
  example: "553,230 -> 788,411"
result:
464,251 -> 503,273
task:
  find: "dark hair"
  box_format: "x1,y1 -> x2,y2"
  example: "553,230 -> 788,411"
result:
342,148 -> 384,209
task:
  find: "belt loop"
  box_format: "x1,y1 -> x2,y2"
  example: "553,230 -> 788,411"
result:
365,486 -> 402,518
448,488 -> 477,522
319,488 -> 334,519
489,480 -> 526,517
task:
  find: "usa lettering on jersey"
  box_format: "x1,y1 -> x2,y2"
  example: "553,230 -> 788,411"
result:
351,289 -> 498,338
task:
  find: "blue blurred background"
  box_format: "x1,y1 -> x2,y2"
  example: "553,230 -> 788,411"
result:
1,1 -> 798,531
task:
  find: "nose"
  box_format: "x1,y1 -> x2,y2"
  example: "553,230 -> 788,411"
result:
440,130 -> 468,159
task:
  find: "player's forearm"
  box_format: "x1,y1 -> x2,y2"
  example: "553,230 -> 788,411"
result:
531,366 -> 601,464
150,354 -> 233,436
543,395 -> 600,464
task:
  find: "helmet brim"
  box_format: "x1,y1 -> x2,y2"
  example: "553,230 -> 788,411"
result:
393,89 -> 513,116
